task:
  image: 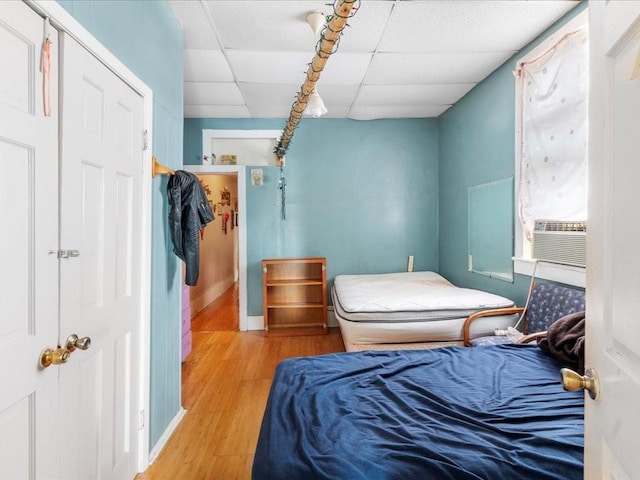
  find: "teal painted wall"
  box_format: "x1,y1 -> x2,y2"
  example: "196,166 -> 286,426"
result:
57,0 -> 184,451
184,118 -> 440,315
56,0 -> 586,457
437,2 -> 587,306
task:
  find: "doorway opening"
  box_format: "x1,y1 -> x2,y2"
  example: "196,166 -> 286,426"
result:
184,164 -> 248,331
189,172 -> 240,332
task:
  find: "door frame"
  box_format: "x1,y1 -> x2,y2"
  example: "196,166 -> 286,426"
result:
26,0 -> 153,472
191,128 -> 283,332
185,165 -> 248,331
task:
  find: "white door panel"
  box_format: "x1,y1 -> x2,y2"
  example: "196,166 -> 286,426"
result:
1,3 -> 145,478
586,1 -> 640,477
59,33 -> 143,480
0,1 -> 59,478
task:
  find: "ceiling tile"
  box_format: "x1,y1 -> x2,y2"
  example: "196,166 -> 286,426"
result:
227,51 -> 311,84
242,84 -> 359,117
168,0 -> 220,50
364,51 -> 515,85
319,105 -> 351,118
205,1 -> 320,52
184,82 -> 245,105
378,1 -> 579,53
322,1 -> 392,52
348,105 -> 450,121
247,105 -> 351,120
354,84 -> 475,107
311,84 -> 360,106
184,49 -> 235,82
184,105 -> 252,118
205,1 -> 392,53
246,105 -> 294,119
318,53 -> 373,85
227,51 -> 371,85
240,83 -> 303,107
170,0 -> 581,119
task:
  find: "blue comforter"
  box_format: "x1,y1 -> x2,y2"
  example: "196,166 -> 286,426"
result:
252,344 -> 583,480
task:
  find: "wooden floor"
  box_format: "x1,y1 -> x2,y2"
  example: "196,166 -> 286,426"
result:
191,283 -> 240,332
137,284 -> 345,480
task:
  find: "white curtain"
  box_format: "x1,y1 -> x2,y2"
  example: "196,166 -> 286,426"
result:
518,27 -> 588,240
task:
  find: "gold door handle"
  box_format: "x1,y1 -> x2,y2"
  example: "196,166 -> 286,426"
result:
561,367 -> 600,400
39,347 -> 71,369
65,334 -> 91,352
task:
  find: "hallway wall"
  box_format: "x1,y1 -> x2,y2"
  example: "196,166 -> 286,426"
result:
190,174 -> 239,314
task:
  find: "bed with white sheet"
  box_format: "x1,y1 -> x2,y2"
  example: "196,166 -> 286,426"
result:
332,271 -> 518,350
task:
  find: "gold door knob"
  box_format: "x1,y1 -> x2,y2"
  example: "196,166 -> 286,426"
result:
39,347 -> 71,369
561,367 -> 600,400
65,334 -> 91,352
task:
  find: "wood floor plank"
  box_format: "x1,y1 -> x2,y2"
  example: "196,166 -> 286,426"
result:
137,284 -> 345,479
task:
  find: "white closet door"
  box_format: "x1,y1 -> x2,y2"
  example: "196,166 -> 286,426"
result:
58,33 -> 144,480
0,2 -> 60,479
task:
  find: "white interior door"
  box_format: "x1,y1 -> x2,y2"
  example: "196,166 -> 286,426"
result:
58,33 -> 144,480
586,1 -> 640,478
0,2 -> 60,478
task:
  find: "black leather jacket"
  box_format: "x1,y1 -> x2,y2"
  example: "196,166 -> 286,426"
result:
168,170 -> 214,286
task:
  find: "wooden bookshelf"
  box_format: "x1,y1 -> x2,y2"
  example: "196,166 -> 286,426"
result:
262,257 -> 328,336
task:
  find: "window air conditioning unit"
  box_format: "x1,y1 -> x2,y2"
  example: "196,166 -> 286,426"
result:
532,220 -> 587,268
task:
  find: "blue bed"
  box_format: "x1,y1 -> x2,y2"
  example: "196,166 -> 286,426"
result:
252,344 -> 583,480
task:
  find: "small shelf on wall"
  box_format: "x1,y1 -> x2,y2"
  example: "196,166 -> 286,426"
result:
262,257 -> 328,336
203,129 -> 283,167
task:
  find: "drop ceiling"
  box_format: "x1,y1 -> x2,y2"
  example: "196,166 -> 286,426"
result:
169,0 -> 579,120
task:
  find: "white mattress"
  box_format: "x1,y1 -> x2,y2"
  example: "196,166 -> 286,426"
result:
337,311 -> 519,345
332,271 -> 514,322
332,271 -> 518,345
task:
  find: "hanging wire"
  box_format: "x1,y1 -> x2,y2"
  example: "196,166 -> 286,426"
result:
274,0 -> 360,162
512,260 -> 540,331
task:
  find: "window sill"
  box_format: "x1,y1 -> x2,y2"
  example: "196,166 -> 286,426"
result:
513,257 -> 585,288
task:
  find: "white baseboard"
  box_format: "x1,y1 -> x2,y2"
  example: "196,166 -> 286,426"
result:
248,315 -> 264,331
148,407 -> 186,464
190,274 -> 236,314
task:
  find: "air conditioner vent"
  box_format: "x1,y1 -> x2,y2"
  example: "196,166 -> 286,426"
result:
532,220 -> 587,268
534,220 -> 586,233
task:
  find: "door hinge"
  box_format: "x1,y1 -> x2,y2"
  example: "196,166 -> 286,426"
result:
143,130 -> 148,151
138,409 -> 145,430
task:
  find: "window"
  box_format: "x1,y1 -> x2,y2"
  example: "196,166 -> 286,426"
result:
513,10 -> 588,287
202,129 -> 283,166
468,177 -> 514,282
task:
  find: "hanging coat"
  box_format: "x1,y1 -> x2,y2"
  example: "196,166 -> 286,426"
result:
167,170 -> 214,285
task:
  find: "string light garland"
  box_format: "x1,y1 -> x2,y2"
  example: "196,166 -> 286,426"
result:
274,0 -> 360,160
278,166 -> 287,220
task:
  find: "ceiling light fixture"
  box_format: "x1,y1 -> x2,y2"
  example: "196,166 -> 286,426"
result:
304,89 -> 328,118
306,11 -> 325,39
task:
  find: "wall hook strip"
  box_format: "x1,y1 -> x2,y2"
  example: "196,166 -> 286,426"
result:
152,156 -> 175,178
